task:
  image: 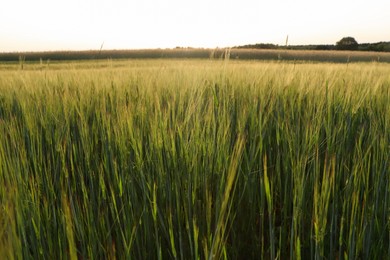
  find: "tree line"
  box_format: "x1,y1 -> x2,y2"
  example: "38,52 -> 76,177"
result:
236,37 -> 390,52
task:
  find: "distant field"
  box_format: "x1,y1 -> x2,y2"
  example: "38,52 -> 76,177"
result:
2,48 -> 390,63
0,59 -> 389,259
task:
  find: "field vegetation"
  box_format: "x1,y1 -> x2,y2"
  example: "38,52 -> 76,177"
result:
0,59 -> 389,259
2,48 -> 390,63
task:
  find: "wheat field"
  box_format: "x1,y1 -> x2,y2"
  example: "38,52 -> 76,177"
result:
0,59 -> 389,259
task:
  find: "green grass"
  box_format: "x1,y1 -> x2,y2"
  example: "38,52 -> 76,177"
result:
0,59 -> 389,259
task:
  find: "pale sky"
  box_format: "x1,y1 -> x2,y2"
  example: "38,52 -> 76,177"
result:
1,0 -> 389,52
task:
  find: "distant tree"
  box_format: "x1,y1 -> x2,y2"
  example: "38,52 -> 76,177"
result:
336,37 -> 358,50
315,45 -> 335,51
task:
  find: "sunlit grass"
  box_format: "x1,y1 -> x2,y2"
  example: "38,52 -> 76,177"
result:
0,59 -> 389,259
